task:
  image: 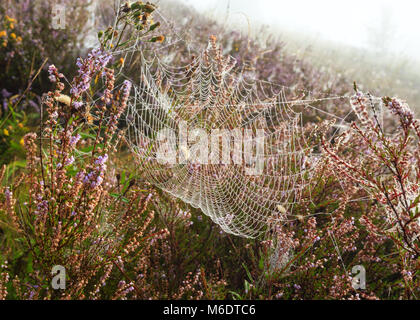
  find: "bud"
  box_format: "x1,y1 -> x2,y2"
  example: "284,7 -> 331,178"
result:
150,35 -> 164,43
143,4 -> 156,13
149,22 -> 160,31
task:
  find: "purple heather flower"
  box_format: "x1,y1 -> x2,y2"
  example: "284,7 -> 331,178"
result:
4,187 -> 12,203
69,134 -> 81,146
71,49 -> 112,99
64,156 -> 75,166
95,154 -> 109,166
73,101 -> 83,109
1,89 -> 12,98
48,64 -> 64,83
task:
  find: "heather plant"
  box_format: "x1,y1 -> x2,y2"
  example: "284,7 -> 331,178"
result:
322,90 -> 420,298
0,2 -> 172,299
0,47 -> 169,299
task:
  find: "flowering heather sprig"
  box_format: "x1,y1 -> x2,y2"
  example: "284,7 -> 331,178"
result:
0,40 -> 173,299
0,261 -> 9,300
322,91 -> 420,295
70,48 -> 112,103
385,97 -> 415,127
48,65 -> 64,83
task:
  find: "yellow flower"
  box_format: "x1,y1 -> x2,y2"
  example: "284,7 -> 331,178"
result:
18,123 -> 24,128
5,16 -> 16,23
3,129 -> 9,136
20,138 -> 24,146
2,41 -> 7,47
0,30 -> 6,38
10,33 -> 16,39
119,57 -> 124,65
9,23 -> 14,30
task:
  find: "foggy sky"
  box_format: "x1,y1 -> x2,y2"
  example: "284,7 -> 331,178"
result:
180,0 -> 420,61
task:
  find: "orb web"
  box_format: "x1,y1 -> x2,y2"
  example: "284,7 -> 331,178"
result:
119,36 -> 341,238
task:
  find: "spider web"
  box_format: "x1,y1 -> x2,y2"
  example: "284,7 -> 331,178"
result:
117,32 -> 354,238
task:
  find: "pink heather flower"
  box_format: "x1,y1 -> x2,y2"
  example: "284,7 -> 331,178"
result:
387,98 -> 414,126
122,80 -> 132,100
48,64 -> 64,83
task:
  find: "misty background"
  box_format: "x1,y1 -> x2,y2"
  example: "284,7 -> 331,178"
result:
152,0 -> 418,110
181,0 -> 420,60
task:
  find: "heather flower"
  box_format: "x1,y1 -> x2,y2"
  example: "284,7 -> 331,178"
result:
64,156 -> 75,166
70,48 -> 112,98
69,134 -> 81,146
48,64 -> 64,83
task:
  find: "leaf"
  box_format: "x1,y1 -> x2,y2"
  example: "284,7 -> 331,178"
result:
229,291 -> 243,300
242,263 -> 253,282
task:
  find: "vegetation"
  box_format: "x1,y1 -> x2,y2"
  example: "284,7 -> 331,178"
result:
0,0 -> 419,300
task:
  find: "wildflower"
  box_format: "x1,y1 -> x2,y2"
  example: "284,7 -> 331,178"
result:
18,123 -> 23,128
0,31 -> 6,37
9,23 -> 14,30
121,80 -> 132,102
17,36 -> 22,42
5,16 -> 16,23
10,33 -> 16,40
1,89 -> 11,98
119,57 -> 124,65
72,101 -> 83,109
95,154 -> 109,166
3,129 -> 9,136
19,138 -> 24,146
64,156 -> 75,166
70,48 -> 112,98
69,134 -> 81,146
2,41 -> 7,47
48,65 -> 64,83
